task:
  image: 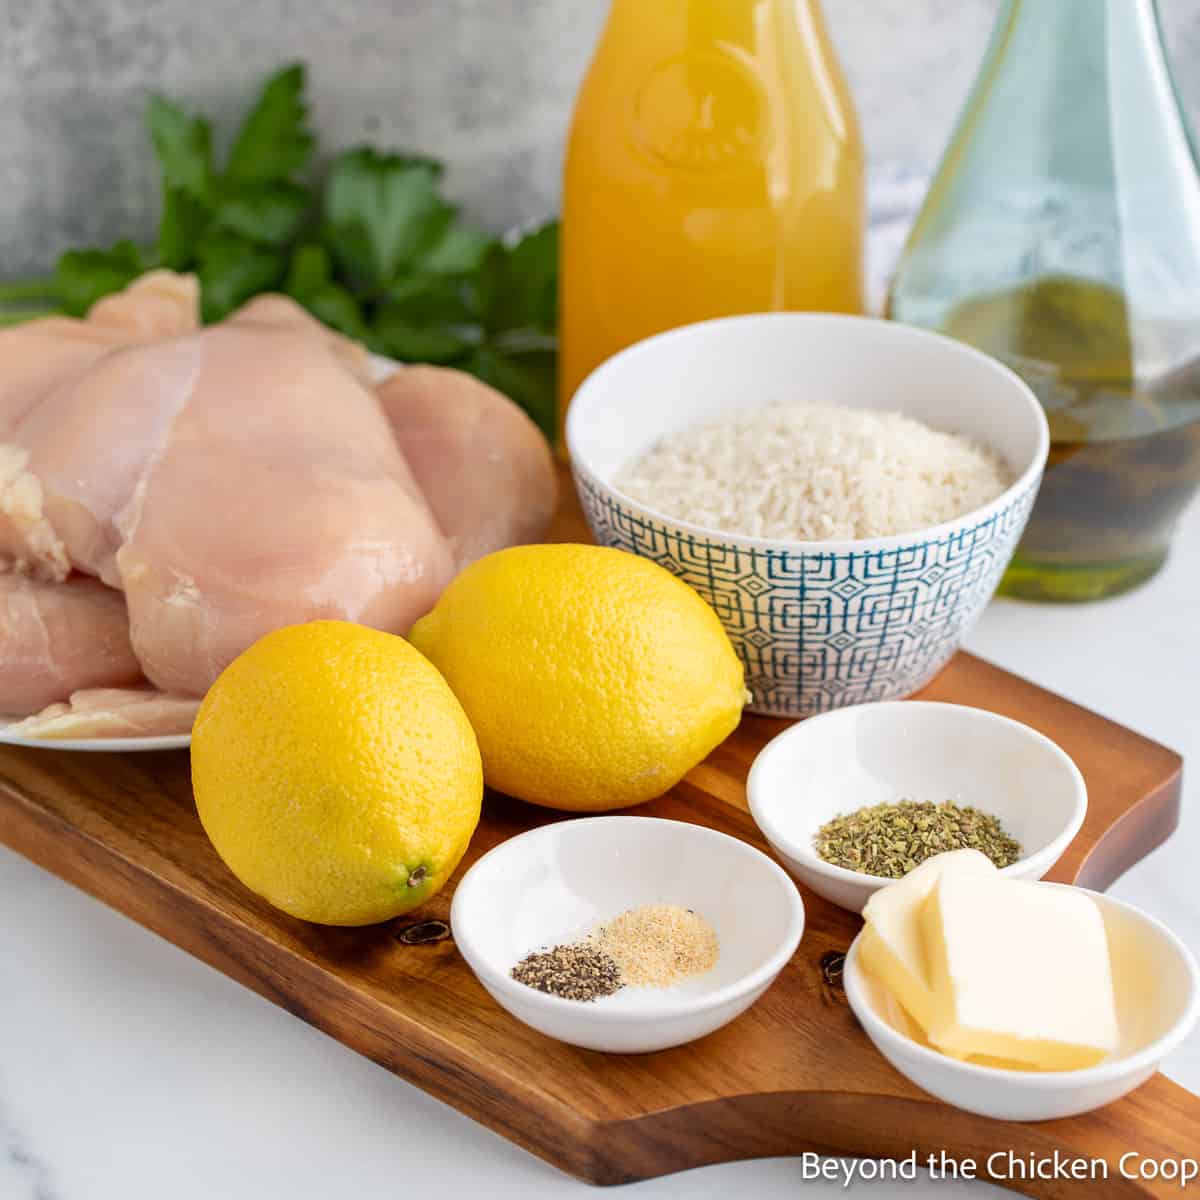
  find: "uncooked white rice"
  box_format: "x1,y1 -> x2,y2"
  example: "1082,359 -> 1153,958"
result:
615,403 -> 1013,542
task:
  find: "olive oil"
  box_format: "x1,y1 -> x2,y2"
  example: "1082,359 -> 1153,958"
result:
887,0 -> 1200,599
944,277 -> 1200,600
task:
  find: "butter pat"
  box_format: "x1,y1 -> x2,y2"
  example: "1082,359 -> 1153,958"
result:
859,849 -> 996,1034
921,873 -> 1119,1070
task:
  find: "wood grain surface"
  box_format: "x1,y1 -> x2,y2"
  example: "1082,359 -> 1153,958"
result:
0,473 -> 1193,1195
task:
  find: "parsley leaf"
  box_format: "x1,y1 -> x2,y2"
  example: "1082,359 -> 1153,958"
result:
146,96 -> 214,202
196,235 -> 286,322
55,242 -> 145,316
421,225 -> 495,276
225,64 -> 314,185
30,65 -> 561,435
372,275 -> 484,362
158,187 -> 209,269
367,223 -> 560,436
481,222 -> 559,332
145,68 -> 316,316
323,149 -> 456,293
284,244 -> 367,339
213,182 -> 311,246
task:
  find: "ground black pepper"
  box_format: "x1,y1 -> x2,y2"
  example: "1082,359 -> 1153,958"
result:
510,943 -> 623,1001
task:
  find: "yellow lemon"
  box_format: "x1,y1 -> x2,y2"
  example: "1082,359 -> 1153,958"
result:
191,620 -> 482,926
409,543 -> 746,811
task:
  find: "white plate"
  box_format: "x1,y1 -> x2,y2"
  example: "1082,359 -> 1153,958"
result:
0,719 -> 191,754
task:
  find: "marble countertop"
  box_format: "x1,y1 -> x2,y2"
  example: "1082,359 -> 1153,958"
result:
3,204 -> 1198,1199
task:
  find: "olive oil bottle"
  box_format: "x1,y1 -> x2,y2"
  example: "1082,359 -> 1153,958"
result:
889,0 -> 1200,601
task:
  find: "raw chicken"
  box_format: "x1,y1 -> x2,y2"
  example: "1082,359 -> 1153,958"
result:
0,271 -> 197,435
376,366 -> 558,567
87,270 -> 200,339
0,575 -> 141,713
228,294 -> 370,384
0,319 -> 129,437
0,271 -> 199,579
0,335 -> 205,582
0,273 -> 558,727
0,444 -> 71,578
115,324 -> 454,695
8,687 -> 200,740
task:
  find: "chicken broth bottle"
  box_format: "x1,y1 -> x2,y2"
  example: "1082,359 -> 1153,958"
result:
558,0 -> 864,435
888,0 -> 1200,600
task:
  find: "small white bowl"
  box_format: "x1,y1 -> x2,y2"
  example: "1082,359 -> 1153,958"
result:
746,701 -> 1087,913
844,885 -> 1200,1121
566,313 -> 1049,718
450,816 -> 805,1053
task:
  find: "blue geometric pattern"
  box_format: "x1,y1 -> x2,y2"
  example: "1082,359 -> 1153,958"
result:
574,467 -> 1039,718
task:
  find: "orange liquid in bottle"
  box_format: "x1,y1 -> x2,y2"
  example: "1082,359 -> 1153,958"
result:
558,0 -> 865,436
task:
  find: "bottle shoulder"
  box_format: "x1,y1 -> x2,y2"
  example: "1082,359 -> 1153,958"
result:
566,33 -> 862,177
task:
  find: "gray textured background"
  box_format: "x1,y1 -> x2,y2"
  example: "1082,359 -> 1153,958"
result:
2,0 -> 1198,276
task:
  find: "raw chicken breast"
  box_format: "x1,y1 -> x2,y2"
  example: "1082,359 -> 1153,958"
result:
0,575 -> 141,714
116,325 -> 454,695
8,687 -> 199,739
0,271 -> 199,579
0,319 -> 132,437
86,270 -> 200,339
228,294 -> 370,383
376,366 -> 558,567
1,335 -> 205,583
0,444 -> 71,578
0,271 -> 197,435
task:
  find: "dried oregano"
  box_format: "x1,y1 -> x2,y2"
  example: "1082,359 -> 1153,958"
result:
814,799 -> 1022,878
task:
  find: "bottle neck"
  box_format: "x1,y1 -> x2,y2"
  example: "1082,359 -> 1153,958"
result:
992,0 -> 1171,70
608,0 -> 822,14
972,0 -> 1194,169
605,0 -> 827,41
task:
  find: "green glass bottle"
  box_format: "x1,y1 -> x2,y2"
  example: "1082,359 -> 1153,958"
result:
888,0 -> 1200,601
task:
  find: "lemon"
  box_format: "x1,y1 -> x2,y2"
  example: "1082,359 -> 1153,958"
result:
191,620 -> 482,926
409,543 -> 746,812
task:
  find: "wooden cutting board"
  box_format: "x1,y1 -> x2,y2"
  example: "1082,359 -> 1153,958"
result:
0,475 -> 1193,1197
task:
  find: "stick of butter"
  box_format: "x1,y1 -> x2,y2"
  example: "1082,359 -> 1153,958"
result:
921,872 -> 1120,1070
859,849 -> 996,1035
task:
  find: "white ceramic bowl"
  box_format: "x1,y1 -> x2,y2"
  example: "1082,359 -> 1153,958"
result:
566,314 -> 1049,718
844,885 -> 1200,1121
746,701 -> 1087,913
450,816 -> 805,1053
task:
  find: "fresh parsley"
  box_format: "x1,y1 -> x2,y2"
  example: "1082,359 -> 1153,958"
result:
0,64 -> 559,437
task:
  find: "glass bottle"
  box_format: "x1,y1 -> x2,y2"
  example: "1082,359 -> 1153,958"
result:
888,0 -> 1200,601
558,0 -> 865,436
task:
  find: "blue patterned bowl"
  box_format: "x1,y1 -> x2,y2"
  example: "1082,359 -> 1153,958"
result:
565,314 -> 1049,718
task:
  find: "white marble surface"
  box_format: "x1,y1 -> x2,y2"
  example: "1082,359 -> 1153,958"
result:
3,206 -> 1200,1198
